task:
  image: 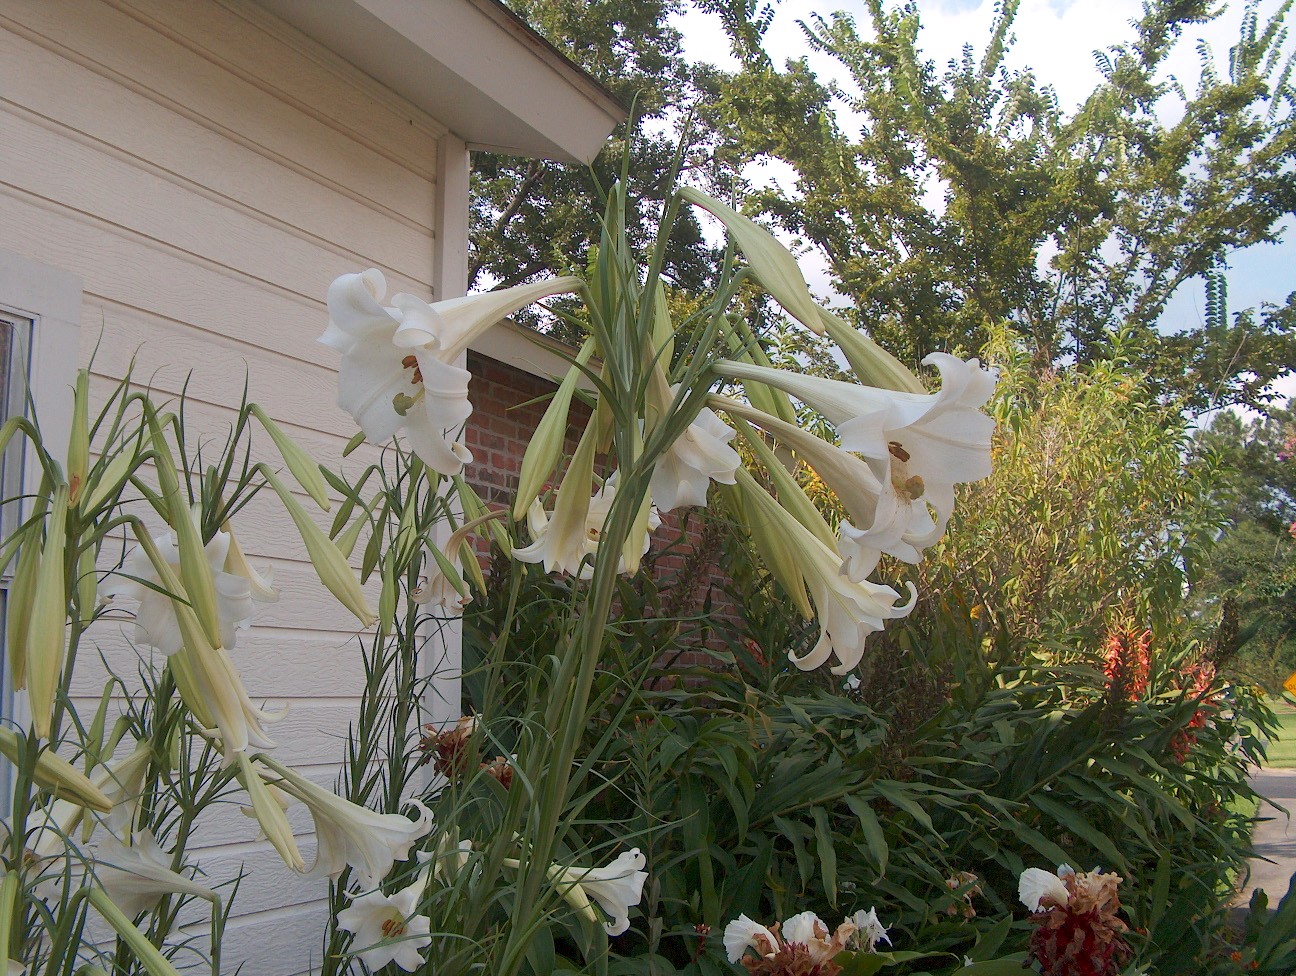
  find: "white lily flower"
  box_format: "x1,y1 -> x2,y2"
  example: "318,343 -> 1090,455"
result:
336,879 -> 431,972
321,268 -> 580,475
169,642 -> 283,766
650,392 -> 740,512
552,848 -> 648,937
715,354 -> 997,543
515,471 -> 659,580
1019,866 -> 1072,912
717,397 -> 938,579
111,523 -> 274,655
850,907 -> 891,952
723,914 -> 779,963
782,910 -> 827,945
411,570 -> 468,614
91,827 -> 215,918
735,469 -> 916,674
259,758 -> 434,890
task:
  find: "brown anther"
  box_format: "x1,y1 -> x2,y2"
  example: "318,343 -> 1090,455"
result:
381,918 -> 407,938
401,354 -> 423,384
887,440 -> 911,462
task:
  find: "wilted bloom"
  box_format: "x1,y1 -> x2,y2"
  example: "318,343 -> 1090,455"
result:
850,907 -> 890,951
1021,865 -> 1131,976
321,268 -> 580,474
550,848 -> 648,936
944,871 -> 982,919
91,827 -> 215,917
723,910 -> 859,975
259,757 -> 434,889
650,393 -> 741,512
337,878 -> 431,972
112,523 -> 275,655
419,716 -> 477,779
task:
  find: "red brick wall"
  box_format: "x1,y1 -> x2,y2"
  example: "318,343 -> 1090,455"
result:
461,350 -> 741,656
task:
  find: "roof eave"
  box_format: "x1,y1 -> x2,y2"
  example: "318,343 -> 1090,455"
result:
250,0 -> 626,163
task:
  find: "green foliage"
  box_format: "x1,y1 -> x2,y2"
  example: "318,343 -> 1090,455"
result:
715,0 -> 1296,411
1191,406 -> 1296,687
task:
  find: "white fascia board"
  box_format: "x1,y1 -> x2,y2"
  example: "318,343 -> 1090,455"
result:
251,0 -> 624,163
470,320 -> 592,391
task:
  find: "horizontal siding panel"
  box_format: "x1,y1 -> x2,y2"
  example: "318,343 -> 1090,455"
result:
0,0 -> 437,225
69,628 -> 372,700
0,105 -> 427,303
116,0 -> 446,170
0,24 -> 434,280
80,299 -> 351,436
0,188 -> 340,370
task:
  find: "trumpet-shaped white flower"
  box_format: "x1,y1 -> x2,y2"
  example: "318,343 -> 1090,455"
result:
650,393 -> 740,512
850,907 -> 891,952
716,354 -> 997,545
553,848 -> 648,937
336,879 -> 431,972
91,827 -> 215,918
321,268 -> 580,475
169,642 -> 283,766
259,758 -> 434,890
724,914 -> 779,963
515,474 -> 660,580
736,471 -> 916,674
1019,866 -> 1073,912
112,524 -> 277,655
717,397 -> 939,580
411,570 -> 468,613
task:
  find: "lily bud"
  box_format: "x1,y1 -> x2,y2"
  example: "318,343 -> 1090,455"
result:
80,435 -> 142,514
513,339 -> 595,519
27,482 -> 70,739
816,309 -> 925,394
87,888 -> 185,976
67,369 -> 90,505
264,471 -> 376,628
76,542 -> 99,624
148,425 -> 221,650
0,726 -> 112,812
455,476 -> 509,552
250,404 -> 331,512
236,755 -> 305,872
5,496 -> 46,690
679,187 -> 823,334
129,523 -> 217,660
333,505 -> 370,560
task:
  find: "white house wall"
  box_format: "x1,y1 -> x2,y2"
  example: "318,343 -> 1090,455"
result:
0,0 -> 454,970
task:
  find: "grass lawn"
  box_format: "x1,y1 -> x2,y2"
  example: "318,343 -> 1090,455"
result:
1265,698 -> 1296,768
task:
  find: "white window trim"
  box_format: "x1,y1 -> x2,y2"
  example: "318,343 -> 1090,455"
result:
0,249 -> 82,735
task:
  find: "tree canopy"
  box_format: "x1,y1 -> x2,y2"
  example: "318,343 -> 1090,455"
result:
481,0 -> 1295,411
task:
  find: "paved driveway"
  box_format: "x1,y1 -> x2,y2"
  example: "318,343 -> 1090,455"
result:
1237,768 -> 1296,907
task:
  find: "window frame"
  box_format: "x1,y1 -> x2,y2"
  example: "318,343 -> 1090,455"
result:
0,250 -> 82,736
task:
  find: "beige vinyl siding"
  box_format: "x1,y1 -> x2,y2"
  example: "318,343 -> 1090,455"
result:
0,1 -> 447,970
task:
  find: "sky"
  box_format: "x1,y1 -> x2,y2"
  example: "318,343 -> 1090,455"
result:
672,0 -> 1296,404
